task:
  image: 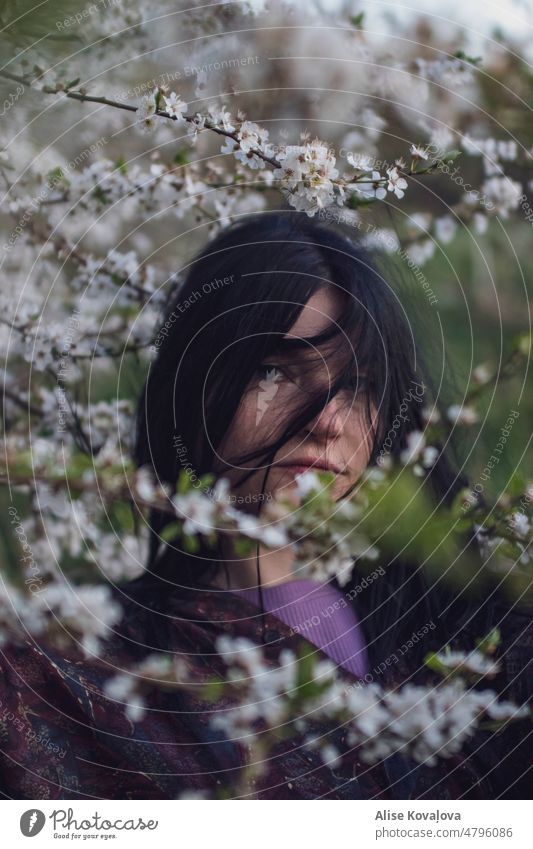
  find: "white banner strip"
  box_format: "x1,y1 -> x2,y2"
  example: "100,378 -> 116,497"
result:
2,799 -> 530,848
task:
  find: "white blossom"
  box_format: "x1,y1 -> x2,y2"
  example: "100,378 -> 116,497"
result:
400,430 -> 425,465
421,406 -> 440,425
32,582 -> 123,657
472,363 -> 491,384
432,649 -> 500,678
497,140 -> 518,161
351,170 -> 387,201
447,404 -> 479,425
186,113 -> 207,141
207,104 -> 235,132
473,212 -> 489,234
429,126 -> 455,153
136,91 -> 159,133
408,212 -> 431,232
434,215 -> 457,244
386,167 -> 408,199
416,57 -> 475,87
232,511 -> 289,548
273,140 -> 339,216
134,466 -> 159,503
172,489 -> 218,535
363,227 -> 400,253
236,120 -> 263,153
485,700 -> 529,721
319,744 -> 342,767
163,92 -> 188,123
410,144 -> 429,160
103,673 -> 147,721
481,177 -> 523,218
346,152 -> 375,171
294,470 -> 323,498
406,239 -> 436,266
422,445 -> 439,468
508,512 -> 530,539
136,92 -> 157,120
221,136 -> 238,156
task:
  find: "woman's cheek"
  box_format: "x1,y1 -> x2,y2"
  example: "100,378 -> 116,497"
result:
244,393 -> 262,434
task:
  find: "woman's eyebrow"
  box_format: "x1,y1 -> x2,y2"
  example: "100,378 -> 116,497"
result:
272,337 -> 364,371
266,340 -> 309,359
275,337 -> 340,355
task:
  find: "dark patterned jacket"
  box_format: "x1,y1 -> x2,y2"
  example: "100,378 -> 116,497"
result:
0,582 -> 531,800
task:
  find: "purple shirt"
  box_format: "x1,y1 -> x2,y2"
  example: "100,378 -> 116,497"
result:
234,579 -> 368,679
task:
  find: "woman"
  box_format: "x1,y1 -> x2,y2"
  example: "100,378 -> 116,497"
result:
0,212 -> 530,800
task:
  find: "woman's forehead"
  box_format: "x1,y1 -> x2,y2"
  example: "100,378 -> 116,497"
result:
283,286 -> 345,340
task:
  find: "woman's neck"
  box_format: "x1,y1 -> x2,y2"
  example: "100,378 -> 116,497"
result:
211,538 -> 297,590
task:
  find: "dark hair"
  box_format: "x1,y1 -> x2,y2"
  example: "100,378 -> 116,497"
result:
126,211 -> 489,667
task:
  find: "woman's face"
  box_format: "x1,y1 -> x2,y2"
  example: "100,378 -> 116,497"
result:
214,286 -> 377,506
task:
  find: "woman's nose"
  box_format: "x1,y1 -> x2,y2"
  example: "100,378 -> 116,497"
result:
305,393 -> 345,438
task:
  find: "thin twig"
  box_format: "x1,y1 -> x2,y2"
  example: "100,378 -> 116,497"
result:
0,70 -> 281,169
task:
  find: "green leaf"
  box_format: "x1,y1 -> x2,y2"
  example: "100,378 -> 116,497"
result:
92,185 -> 110,205
182,533 -> 200,553
233,536 -> 256,556
160,521 -> 181,543
514,332 -> 531,357
497,540 -> 522,560
505,470 -> 526,499
65,453 -> 94,478
111,501 -> 135,533
173,149 -> 190,166
204,679 -> 226,701
476,627 -> 501,656
453,50 -> 482,66
115,156 -> 128,175
349,13 -> 365,28
424,650 -> 448,676
47,166 -> 64,185
292,653 -> 318,703
198,472 -> 216,490
175,469 -> 191,495
438,149 -> 462,165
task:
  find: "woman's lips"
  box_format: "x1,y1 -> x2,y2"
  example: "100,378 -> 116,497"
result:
275,462 -> 343,475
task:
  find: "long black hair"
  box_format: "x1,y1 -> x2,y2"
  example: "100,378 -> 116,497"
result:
124,210 -> 491,668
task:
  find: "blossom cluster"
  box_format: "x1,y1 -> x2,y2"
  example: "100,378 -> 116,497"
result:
96,630 -> 529,783
203,636 -> 529,766
0,577 -> 122,658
